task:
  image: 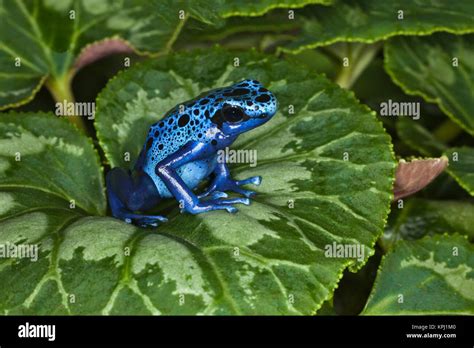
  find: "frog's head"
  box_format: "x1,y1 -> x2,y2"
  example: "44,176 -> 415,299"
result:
207,79 -> 278,136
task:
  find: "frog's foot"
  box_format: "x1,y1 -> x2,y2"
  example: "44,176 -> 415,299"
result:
234,176 -> 262,197
120,211 -> 168,228
183,197 -> 250,214
198,176 -> 262,199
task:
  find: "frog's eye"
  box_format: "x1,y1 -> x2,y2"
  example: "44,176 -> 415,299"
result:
220,106 -> 244,123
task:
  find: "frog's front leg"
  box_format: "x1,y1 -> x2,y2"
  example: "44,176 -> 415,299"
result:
155,142 -> 250,214
198,161 -> 262,199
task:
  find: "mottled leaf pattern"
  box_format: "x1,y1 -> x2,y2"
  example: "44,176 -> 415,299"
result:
92,48 -> 395,314
385,34 -> 474,135
281,0 -> 474,53
364,234 -> 474,315
0,113 -> 108,314
0,113 -> 105,215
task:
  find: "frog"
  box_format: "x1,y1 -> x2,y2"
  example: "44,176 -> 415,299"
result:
106,79 -> 278,227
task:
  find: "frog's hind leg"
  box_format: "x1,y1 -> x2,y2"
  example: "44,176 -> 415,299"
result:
106,168 -> 168,227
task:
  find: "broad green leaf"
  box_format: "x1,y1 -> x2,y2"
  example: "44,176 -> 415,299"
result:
280,0 -> 474,54
444,147 -> 474,196
90,47 -> 394,314
0,113 -> 109,314
180,0 -> 332,22
0,113 -> 105,215
381,198 -> 474,250
176,1 -> 332,52
364,234 -> 474,315
385,33 -> 474,135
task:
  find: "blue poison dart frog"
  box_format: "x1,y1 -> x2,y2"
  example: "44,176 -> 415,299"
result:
106,79 -> 278,227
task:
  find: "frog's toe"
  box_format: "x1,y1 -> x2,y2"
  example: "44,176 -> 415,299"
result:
236,176 -> 262,186
210,191 -> 228,199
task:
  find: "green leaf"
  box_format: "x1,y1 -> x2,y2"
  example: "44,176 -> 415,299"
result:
444,147 -> 474,196
0,113 -> 107,314
385,33 -> 474,135
381,198 -> 474,251
281,0 -> 474,54
176,0 -> 334,47
0,113 -> 105,215
91,48 -> 394,314
175,12 -> 299,50
213,0 -> 332,18
364,234 -> 474,315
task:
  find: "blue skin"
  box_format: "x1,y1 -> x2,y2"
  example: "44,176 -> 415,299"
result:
106,79 -> 278,227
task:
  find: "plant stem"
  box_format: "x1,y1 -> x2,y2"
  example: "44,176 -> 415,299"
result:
432,119 -> 463,143
335,43 -> 382,89
45,72 -> 89,134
